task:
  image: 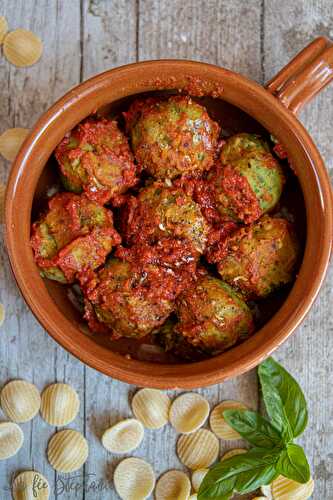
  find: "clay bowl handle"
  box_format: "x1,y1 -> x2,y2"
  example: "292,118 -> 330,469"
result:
266,36 -> 333,114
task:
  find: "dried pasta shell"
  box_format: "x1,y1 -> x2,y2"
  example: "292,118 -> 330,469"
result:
210,400 -> 248,440
1,380 -> 41,423
0,303 -> 5,326
191,468 -> 208,492
220,448 -> 247,461
177,429 -> 219,469
169,393 -> 210,434
131,388 -> 170,429
113,457 -> 155,500
260,484 -> 273,498
0,17 -> 8,44
155,470 -> 191,500
47,429 -> 88,473
0,128 -> 29,161
102,418 -> 144,453
0,422 -> 24,459
271,475 -> 314,500
3,29 -> 43,67
12,470 -> 50,500
40,383 -> 80,426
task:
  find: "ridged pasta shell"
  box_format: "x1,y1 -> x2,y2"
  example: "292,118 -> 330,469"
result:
0,16 -> 8,44
220,448 -> 247,461
113,457 -> 155,500
177,429 -> 219,469
3,29 -> 43,67
271,475 -> 314,500
260,484 -> 273,498
0,128 -> 29,161
12,470 -> 49,499
155,470 -> 191,500
210,400 -> 248,440
131,388 -> 170,429
169,393 -> 210,434
0,422 -> 24,459
191,468 -> 208,492
47,429 -> 88,473
101,418 -> 144,453
1,380 -> 41,423
0,302 -> 5,326
40,383 -> 80,426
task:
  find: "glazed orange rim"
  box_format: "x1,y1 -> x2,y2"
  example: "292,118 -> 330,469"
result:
5,60 -> 333,388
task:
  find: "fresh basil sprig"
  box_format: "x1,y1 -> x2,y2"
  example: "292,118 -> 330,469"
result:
198,357 -> 310,499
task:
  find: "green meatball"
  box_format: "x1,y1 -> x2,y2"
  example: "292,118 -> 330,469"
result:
86,258 -> 174,339
125,95 -> 220,179
209,133 -> 285,224
217,216 -> 300,299
31,193 -> 120,283
55,117 -> 138,205
175,275 -> 254,354
123,182 -> 210,255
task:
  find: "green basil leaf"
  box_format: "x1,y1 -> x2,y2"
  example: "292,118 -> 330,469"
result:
258,357 -> 308,441
198,447 -> 280,499
223,409 -> 283,449
276,443 -> 310,484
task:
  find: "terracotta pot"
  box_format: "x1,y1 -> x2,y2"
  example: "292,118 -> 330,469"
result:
5,37 -> 333,389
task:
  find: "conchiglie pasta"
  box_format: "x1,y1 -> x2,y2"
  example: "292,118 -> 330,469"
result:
1,379 -> 41,423
101,418 -> 144,453
177,429 -> 219,469
12,470 -> 50,500
131,388 -> 170,429
47,429 -> 88,473
40,383 -> 80,426
271,475 -> 314,500
3,29 -> 43,67
210,400 -> 248,440
155,470 -> 191,500
113,457 -> 155,500
169,393 -> 209,433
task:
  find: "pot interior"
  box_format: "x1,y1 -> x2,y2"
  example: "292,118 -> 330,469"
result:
31,90 -> 306,364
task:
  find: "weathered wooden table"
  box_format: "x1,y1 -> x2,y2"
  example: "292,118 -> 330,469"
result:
0,1 -> 332,499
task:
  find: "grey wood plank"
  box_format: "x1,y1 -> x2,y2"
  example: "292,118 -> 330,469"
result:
263,1 -> 333,499
0,1 -> 84,499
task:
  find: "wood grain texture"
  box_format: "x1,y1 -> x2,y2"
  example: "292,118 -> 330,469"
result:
0,0 -> 331,499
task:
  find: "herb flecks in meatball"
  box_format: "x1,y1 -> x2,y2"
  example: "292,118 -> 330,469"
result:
84,239 -> 198,339
30,193 -> 120,283
121,181 -> 210,255
208,133 -> 285,224
217,216 -> 300,299
55,117 -> 139,205
125,95 -> 220,179
176,275 -> 254,354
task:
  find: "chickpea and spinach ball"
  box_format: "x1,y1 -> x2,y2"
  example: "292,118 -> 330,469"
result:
30,192 -> 121,283
208,133 -> 285,224
175,275 -> 254,354
217,215 -> 300,300
125,95 -> 220,179
55,117 -> 139,205
84,239 -> 197,339
122,181 -> 210,255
